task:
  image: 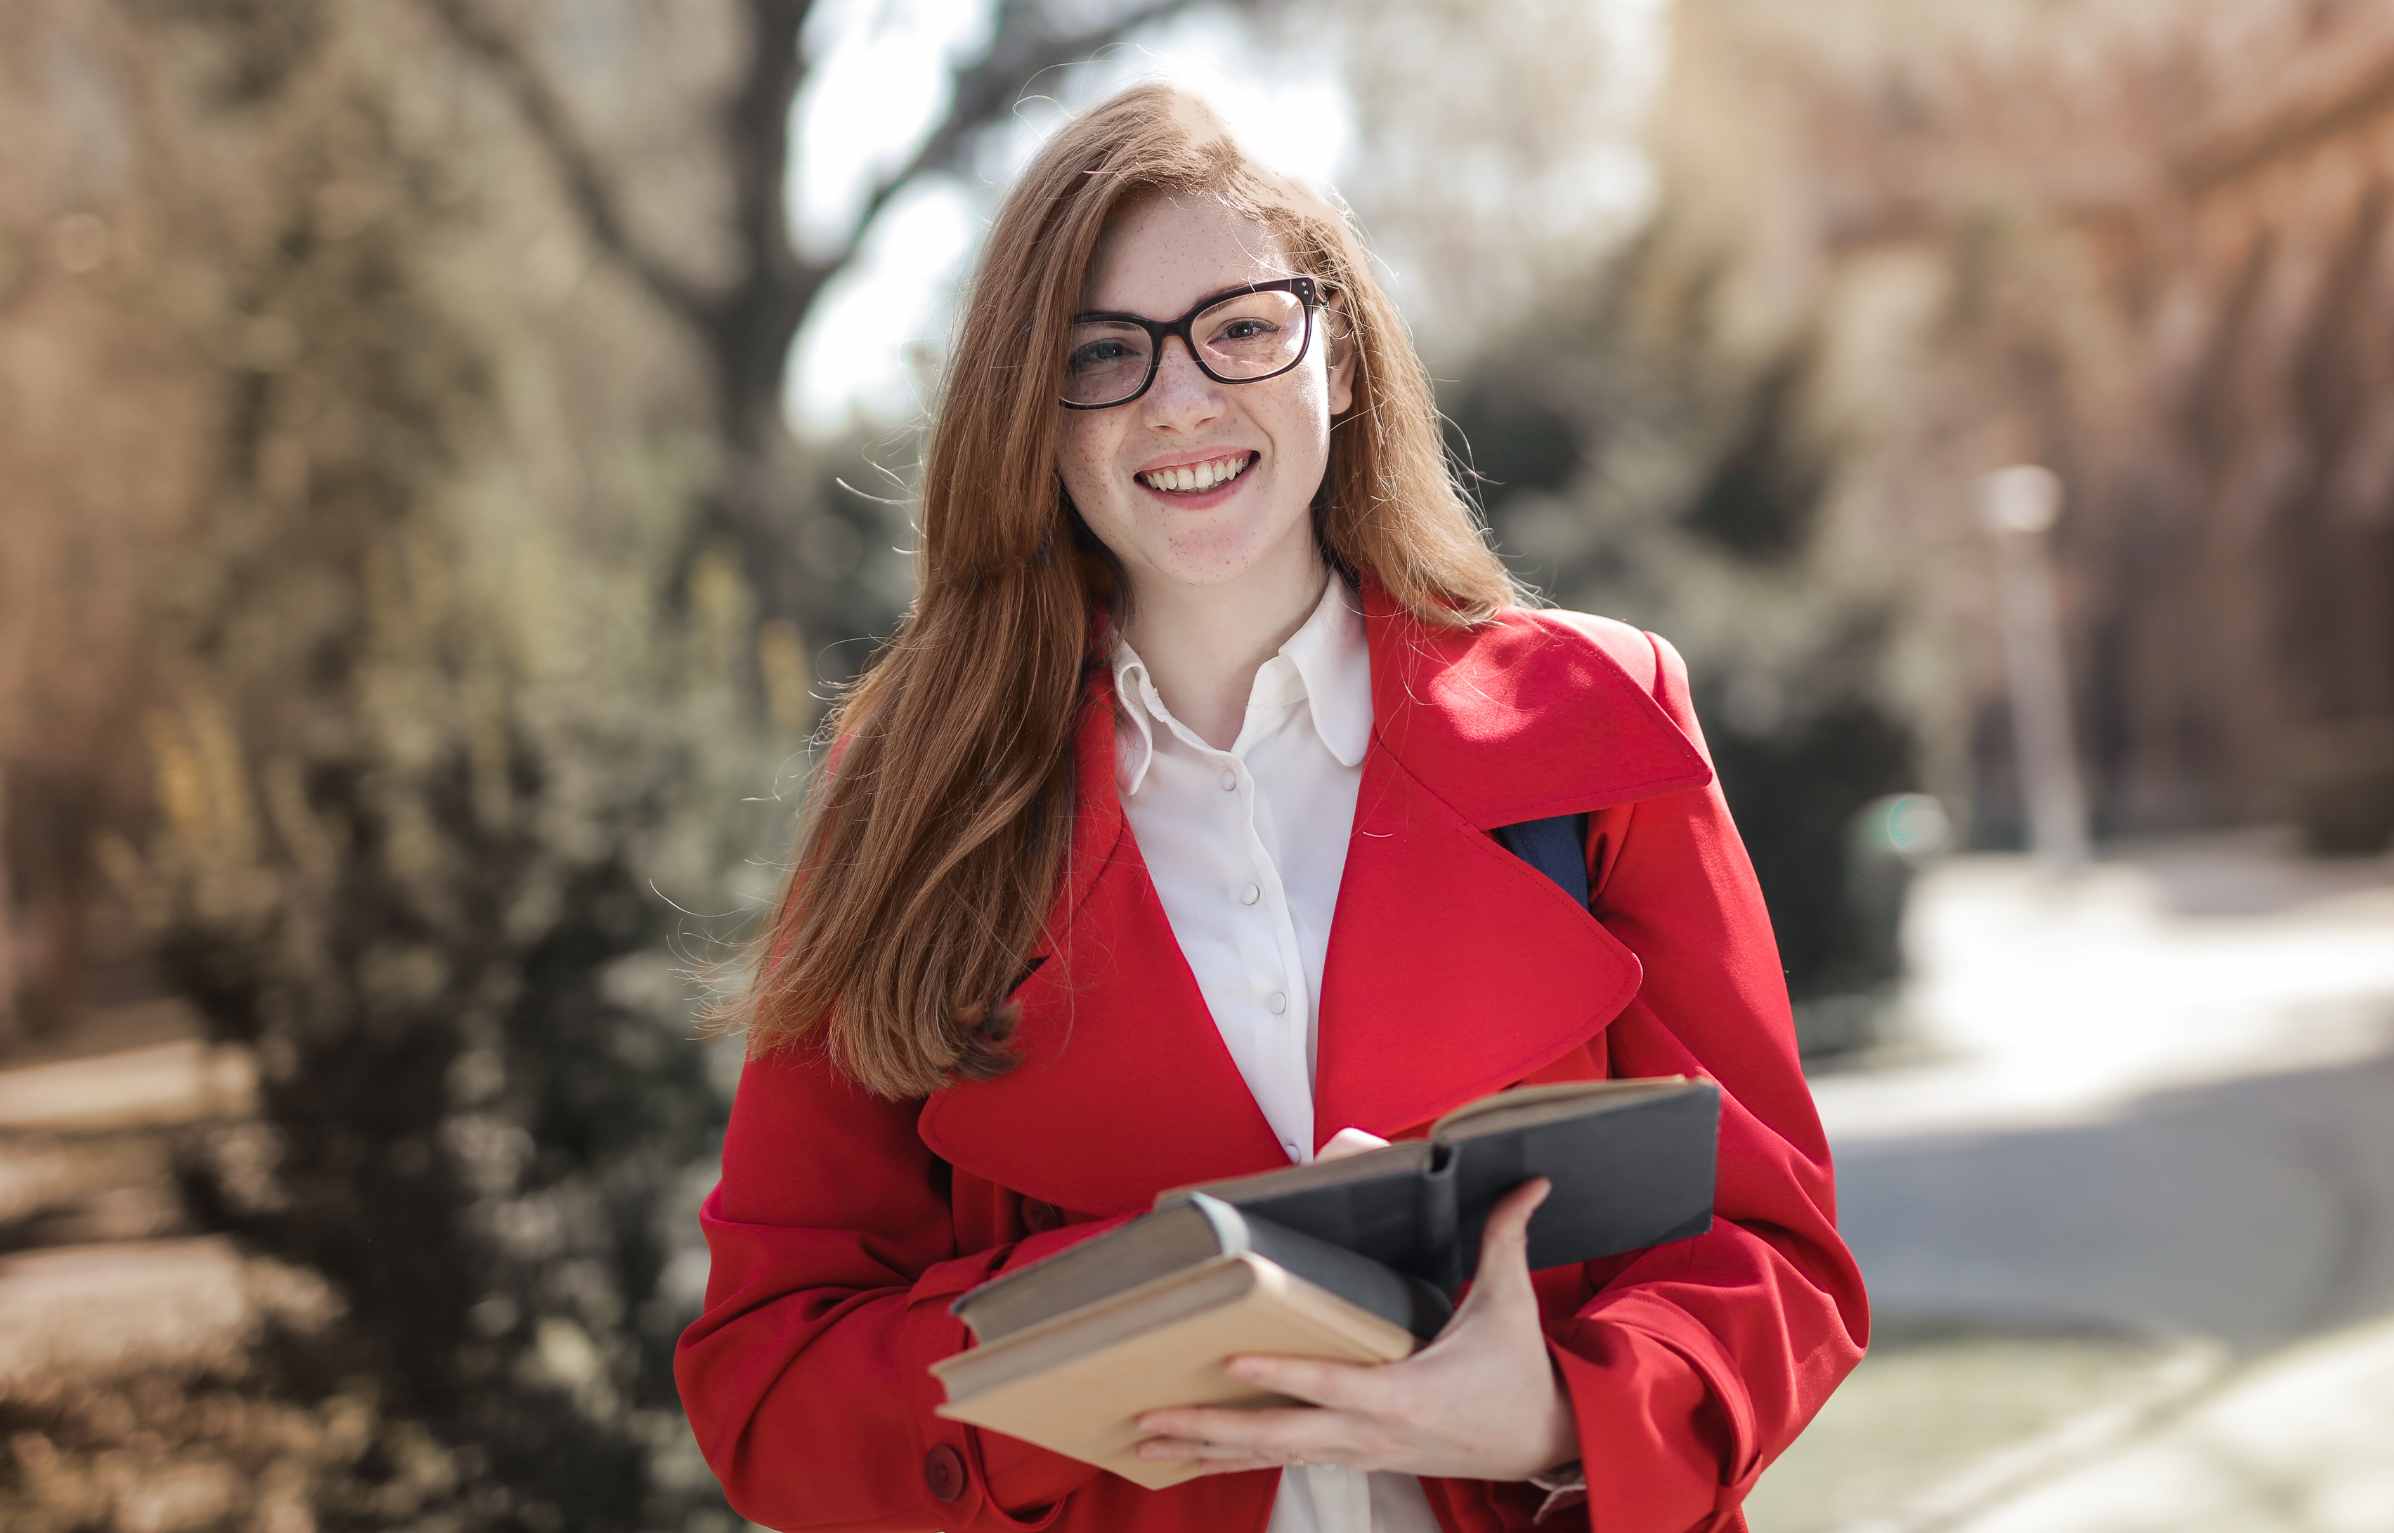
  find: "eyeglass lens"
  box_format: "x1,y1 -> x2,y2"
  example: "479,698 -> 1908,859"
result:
1063,288 -> 1308,407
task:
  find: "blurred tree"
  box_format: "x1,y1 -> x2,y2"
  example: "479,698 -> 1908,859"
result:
0,1 -> 1273,1528
1446,219 -> 1924,1020
1322,0 -> 1927,1026
1633,0 -> 2394,849
418,0 -> 1236,677
0,0 -> 201,1043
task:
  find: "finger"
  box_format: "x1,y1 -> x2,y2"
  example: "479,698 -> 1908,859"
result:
1135,1436 -> 1281,1468
1489,1176 -> 1551,1240
1134,1402 -> 1324,1445
1223,1352 -> 1382,1411
1135,1434 -> 1324,1472
1473,1177 -> 1552,1280
1198,1456 -> 1288,1475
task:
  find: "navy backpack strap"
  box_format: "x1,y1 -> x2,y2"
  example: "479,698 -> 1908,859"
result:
1490,812 -> 1592,908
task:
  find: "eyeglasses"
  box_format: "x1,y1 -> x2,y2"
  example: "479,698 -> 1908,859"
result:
1060,276 -> 1327,410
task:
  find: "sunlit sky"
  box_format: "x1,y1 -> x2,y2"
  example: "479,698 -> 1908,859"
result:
782,0 -> 1665,436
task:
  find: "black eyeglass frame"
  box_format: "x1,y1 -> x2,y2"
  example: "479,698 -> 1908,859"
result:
1059,275 -> 1328,410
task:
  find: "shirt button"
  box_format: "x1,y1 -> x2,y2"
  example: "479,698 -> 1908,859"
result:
1240,882 -> 1261,905
1219,768 -> 1238,791
1266,991 -> 1287,1014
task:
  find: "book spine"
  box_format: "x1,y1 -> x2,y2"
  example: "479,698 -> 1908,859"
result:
1224,1206 -> 1456,1344
1420,1143 -> 1464,1296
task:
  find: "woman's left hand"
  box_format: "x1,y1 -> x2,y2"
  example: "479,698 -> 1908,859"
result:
1129,1176 -> 1579,1481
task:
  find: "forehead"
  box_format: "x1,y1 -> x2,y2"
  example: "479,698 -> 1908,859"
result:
1079,193 -> 1295,317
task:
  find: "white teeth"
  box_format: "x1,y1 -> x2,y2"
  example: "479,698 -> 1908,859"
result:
1139,453 -> 1251,493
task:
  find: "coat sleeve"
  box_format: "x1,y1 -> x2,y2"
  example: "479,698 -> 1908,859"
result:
1494,628 -> 1871,1533
674,1034 -> 1142,1531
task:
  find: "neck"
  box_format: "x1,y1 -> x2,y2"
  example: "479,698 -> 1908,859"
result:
1118,549 -> 1333,753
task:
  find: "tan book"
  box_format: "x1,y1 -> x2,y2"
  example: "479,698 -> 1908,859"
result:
932,1242 -> 1423,1490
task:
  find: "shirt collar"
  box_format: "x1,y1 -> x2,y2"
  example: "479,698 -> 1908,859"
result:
1109,570 -> 1372,797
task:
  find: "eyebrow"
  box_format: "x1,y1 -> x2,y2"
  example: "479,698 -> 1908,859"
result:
1072,279 -> 1279,325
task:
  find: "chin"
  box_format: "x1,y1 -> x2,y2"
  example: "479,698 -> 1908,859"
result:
1131,508 -> 1314,588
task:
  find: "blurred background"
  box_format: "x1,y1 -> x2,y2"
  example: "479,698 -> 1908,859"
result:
3,0 -> 2390,1528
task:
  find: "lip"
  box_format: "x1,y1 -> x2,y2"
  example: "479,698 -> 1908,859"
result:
1133,450 -> 1259,510
1134,448 -> 1258,475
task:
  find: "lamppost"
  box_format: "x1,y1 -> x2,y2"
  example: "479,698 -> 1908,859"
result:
1975,465 -> 2090,867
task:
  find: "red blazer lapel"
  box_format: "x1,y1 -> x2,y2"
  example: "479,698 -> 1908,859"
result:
916,568 -> 1712,1218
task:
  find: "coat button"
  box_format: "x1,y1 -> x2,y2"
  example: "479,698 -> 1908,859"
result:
924,1443 -> 967,1502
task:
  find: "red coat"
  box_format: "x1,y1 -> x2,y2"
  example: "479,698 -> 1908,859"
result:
674,567 -> 1870,1532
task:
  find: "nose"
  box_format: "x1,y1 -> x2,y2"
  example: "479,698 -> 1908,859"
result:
1141,333 -> 1224,429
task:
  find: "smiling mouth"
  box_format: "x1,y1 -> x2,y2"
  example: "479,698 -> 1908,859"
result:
1134,450 -> 1259,497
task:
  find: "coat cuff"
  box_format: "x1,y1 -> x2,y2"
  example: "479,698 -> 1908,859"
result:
1543,1308 -> 1750,1533
902,1212 -> 1146,1527
1525,1458 -> 1589,1525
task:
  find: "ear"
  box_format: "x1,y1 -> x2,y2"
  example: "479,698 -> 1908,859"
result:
1325,297 -> 1357,417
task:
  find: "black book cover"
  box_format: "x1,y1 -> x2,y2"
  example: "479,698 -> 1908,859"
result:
1154,1078 -> 1720,1298
947,1077 -> 1721,1342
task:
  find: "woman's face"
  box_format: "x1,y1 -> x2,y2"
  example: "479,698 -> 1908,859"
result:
1055,193 -> 1354,607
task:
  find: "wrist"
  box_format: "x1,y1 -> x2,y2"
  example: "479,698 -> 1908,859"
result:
1526,1457 -> 1583,1489
1526,1465 -> 1588,1526
1533,1353 -> 1579,1476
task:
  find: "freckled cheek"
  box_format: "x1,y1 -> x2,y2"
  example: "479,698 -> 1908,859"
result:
1265,374 -> 1331,440
1055,432 -> 1118,516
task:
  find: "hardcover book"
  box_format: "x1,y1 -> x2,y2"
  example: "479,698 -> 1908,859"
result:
928,1075 -> 1720,1489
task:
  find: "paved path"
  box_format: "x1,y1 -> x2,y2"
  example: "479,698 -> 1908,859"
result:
1819,829 -> 2394,1349
1751,829 -> 2394,1532
1935,1311 -> 2394,1533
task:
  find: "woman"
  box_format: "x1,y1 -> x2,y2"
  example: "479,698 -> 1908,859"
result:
674,80 -> 1868,1533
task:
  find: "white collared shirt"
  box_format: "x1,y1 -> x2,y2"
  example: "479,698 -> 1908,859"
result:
1110,569 -> 1444,1533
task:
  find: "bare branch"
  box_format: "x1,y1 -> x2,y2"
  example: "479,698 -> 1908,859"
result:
417,0 -> 716,327
792,0 -> 1237,298
716,0 -> 813,423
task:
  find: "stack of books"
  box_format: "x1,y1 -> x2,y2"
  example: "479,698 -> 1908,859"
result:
930,1075 -> 1720,1489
